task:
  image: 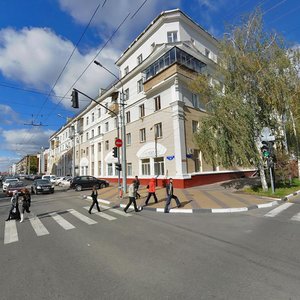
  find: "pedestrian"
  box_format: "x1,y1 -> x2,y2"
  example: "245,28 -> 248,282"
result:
88,186 -> 101,214
124,180 -> 139,213
164,178 -> 181,213
134,175 -> 141,199
144,178 -> 158,206
6,190 -> 20,221
20,189 -> 31,223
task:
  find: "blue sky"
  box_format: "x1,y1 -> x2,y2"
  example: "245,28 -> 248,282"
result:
0,0 -> 299,172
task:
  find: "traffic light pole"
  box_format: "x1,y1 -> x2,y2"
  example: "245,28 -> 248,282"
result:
72,88 -> 122,198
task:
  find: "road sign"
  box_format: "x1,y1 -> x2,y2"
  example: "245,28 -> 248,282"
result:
115,139 -> 122,147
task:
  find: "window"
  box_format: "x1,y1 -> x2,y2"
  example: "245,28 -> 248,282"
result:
127,163 -> 132,176
192,120 -> 199,133
139,104 -> 145,118
105,122 -> 109,132
98,108 -> 101,118
91,162 -> 94,176
137,54 -> 143,65
167,31 -> 178,43
92,113 -> 94,122
105,103 -> 108,113
154,157 -> 165,176
154,96 -> 161,111
98,142 -> 102,152
126,111 -> 131,123
108,163 -> 113,176
192,94 -> 199,109
91,129 -> 94,138
98,161 -> 102,175
91,145 -> 94,155
114,117 -> 118,129
86,132 -> 89,141
124,88 -> 129,101
140,128 -> 146,142
205,48 -> 210,58
126,133 -> 131,145
154,122 -> 162,138
86,147 -> 89,156
86,116 -> 89,126
141,159 -> 150,175
137,79 -> 143,93
97,126 -> 101,136
105,140 -> 109,151
124,66 -> 129,75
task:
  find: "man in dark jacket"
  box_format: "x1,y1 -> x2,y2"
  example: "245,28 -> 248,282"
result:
164,178 -> 181,213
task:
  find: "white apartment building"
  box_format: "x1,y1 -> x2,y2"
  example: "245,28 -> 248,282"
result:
48,9 -> 252,188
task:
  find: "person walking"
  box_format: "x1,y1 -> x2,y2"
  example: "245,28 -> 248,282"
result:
144,178 -> 158,206
134,175 -> 141,199
124,180 -> 139,213
88,186 -> 100,214
164,178 -> 181,213
6,190 -> 20,221
20,189 -> 31,223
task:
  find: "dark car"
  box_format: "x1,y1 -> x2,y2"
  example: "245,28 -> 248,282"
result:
70,176 -> 109,191
31,179 -> 54,194
6,181 -> 28,197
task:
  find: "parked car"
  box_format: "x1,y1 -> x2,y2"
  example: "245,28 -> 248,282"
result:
31,179 -> 54,194
70,176 -> 109,191
42,175 -> 57,184
6,181 -> 28,197
2,178 -> 19,192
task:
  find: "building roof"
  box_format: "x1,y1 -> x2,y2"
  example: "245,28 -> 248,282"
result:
115,8 -> 219,65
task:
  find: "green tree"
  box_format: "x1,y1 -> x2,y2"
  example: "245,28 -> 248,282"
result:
190,9 -> 300,191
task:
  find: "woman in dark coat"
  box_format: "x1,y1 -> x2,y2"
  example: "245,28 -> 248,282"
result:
88,186 -> 101,214
20,188 -> 31,222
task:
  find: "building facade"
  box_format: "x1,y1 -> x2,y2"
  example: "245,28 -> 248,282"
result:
48,9 -> 253,187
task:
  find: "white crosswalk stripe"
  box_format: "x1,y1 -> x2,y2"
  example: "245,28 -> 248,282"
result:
83,206 -> 116,220
67,209 -> 97,225
49,212 -> 75,230
264,203 -> 294,218
100,204 -> 132,217
3,206 -> 131,245
29,217 -> 49,236
4,220 -> 18,244
290,212 -> 300,222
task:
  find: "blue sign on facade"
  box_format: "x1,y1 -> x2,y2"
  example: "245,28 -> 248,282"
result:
166,156 -> 175,160
186,154 -> 193,159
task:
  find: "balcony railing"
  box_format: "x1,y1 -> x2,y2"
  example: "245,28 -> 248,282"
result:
143,46 -> 206,82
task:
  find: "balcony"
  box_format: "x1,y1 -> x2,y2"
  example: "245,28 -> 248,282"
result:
143,47 -> 206,92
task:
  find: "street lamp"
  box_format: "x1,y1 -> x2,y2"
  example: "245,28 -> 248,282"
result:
94,60 -> 127,194
71,88 -> 124,195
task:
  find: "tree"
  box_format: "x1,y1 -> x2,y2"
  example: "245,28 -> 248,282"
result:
190,9 -> 300,191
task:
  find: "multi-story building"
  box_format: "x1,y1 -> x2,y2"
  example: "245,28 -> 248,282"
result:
48,9 -> 253,187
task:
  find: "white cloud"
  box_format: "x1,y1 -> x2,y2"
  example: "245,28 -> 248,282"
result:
0,104 -> 20,125
1,128 -> 54,154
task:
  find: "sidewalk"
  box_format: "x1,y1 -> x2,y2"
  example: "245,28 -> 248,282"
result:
95,178 -> 280,214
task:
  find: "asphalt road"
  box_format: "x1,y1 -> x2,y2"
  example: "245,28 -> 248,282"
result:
0,187 -> 300,299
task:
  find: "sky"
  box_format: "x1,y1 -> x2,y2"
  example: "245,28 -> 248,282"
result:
0,0 -> 300,172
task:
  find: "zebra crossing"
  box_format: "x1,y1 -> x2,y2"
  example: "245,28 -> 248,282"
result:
263,202 -> 300,222
2,204 -> 131,245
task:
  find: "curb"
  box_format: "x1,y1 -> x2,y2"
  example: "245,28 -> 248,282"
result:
282,189 -> 300,202
85,196 -> 281,214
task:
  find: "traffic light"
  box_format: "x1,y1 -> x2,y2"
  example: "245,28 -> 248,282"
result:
112,147 -> 118,158
115,163 -> 122,171
261,141 -> 270,158
71,90 -> 79,108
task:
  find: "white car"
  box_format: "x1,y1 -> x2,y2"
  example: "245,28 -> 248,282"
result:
60,177 -> 72,187
42,175 -> 57,184
55,177 -> 65,186
2,178 -> 19,192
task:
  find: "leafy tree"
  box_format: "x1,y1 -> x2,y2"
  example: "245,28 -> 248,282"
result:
190,9 -> 300,191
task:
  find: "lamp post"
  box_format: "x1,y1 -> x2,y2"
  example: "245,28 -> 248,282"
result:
94,60 -> 127,194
